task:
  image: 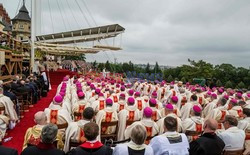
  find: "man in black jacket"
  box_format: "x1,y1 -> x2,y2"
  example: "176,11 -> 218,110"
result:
66,122 -> 112,155
189,118 -> 225,155
3,84 -> 17,101
0,146 -> 18,155
21,124 -> 65,155
0,137 -> 18,155
10,76 -> 20,92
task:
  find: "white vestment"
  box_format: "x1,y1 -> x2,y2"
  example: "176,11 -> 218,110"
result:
91,97 -> 106,112
228,106 -> 243,119
44,105 -> 72,124
0,115 -> 9,140
157,113 -> 182,134
113,141 -> 154,155
217,126 -> 245,151
95,106 -> 118,140
202,100 -> 218,118
117,105 -> 141,140
150,131 -> 189,155
63,119 -> 90,152
207,107 -> 229,129
182,116 -> 204,141
0,95 -> 18,121
180,101 -> 199,120
124,118 -> 159,140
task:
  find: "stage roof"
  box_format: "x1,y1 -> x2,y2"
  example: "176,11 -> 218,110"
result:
36,24 -> 125,44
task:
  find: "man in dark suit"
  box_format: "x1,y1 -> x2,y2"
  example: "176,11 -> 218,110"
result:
21,124 -> 65,155
16,80 -> 30,94
3,84 -> 17,101
10,76 -> 20,92
189,118 -> 225,155
0,145 -> 18,155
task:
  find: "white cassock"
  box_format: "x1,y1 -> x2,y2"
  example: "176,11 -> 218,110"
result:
237,117 -> 250,155
0,115 -> 9,139
88,95 -> 99,104
142,96 -> 149,104
72,100 -> 90,121
95,106 -> 118,140
159,87 -> 167,103
44,105 -> 72,125
180,101 -> 199,120
0,95 -> 18,121
207,107 -> 229,129
62,98 -> 72,114
63,119 -> 90,152
150,132 -> 189,155
182,116 -> 204,141
124,118 -> 159,140
91,97 -> 106,112
217,127 -> 245,151
86,90 -> 96,100
228,106 -> 244,119
116,100 -> 127,112
177,93 -> 188,110
196,93 -> 206,106
149,107 -> 162,122
135,97 -> 146,111
202,100 -> 218,118
161,104 -> 180,118
113,141 -> 154,155
110,94 -> 119,104
117,105 -> 141,140
157,113 -> 183,134
238,117 -> 250,131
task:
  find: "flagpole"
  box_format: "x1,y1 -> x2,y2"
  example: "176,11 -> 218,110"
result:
31,0 -> 36,72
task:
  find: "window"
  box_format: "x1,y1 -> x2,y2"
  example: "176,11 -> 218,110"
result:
19,24 -> 24,29
20,37 -> 23,40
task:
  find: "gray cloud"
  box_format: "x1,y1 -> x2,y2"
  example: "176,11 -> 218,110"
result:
1,0 -> 250,68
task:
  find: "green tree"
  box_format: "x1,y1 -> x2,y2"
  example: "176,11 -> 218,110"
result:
92,60 -> 97,69
181,77 -> 187,83
237,81 -> 245,89
216,80 -> 222,87
64,53 -> 86,61
128,61 -> 134,71
168,75 -> 174,82
105,61 -> 111,71
122,62 -> 130,72
97,63 -> 105,71
153,62 -> 162,73
225,81 -> 233,88
145,63 -> 151,73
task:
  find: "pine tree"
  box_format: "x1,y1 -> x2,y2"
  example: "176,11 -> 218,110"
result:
168,75 -> 174,82
237,81 -> 245,89
225,81 -> 233,88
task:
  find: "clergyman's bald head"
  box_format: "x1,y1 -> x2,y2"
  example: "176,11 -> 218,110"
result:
34,111 -> 47,125
204,118 -> 218,131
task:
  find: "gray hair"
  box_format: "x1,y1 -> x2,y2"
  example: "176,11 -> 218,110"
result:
130,125 -> 147,145
41,124 -> 58,144
179,88 -> 185,93
34,111 -> 47,125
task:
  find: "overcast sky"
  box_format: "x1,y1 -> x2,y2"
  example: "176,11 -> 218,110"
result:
1,0 -> 250,68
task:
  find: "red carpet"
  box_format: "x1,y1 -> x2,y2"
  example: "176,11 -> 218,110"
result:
2,70 -> 73,154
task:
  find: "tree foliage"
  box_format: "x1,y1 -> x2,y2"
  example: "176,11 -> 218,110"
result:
92,59 -> 250,89
64,54 -> 86,61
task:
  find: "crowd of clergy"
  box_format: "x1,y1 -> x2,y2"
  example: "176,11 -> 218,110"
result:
0,73 -> 250,155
